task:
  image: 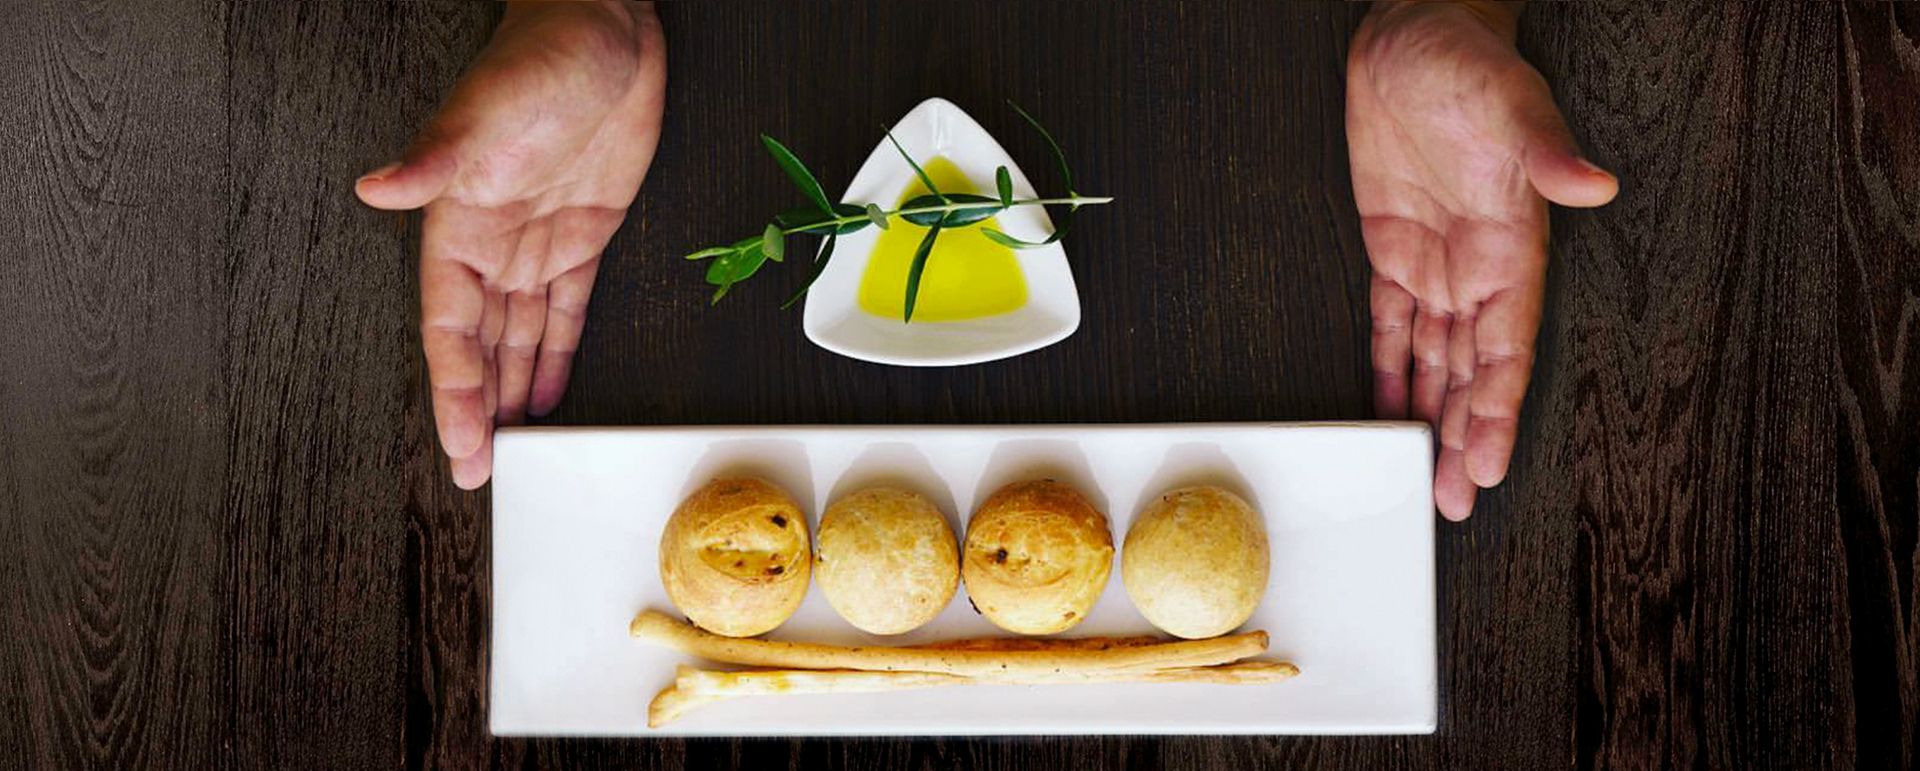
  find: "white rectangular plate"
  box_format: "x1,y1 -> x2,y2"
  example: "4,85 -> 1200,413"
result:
491,422 -> 1436,737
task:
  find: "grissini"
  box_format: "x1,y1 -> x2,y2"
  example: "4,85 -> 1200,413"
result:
648,661 -> 1301,727
629,610 -> 1268,677
647,684 -> 720,728
912,635 -> 1164,652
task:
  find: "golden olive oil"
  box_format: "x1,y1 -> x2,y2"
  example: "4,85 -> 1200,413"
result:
858,157 -> 1027,321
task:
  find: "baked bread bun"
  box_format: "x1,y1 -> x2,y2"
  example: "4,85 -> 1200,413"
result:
814,487 -> 958,635
962,480 -> 1113,634
659,477 -> 811,637
1121,485 -> 1268,639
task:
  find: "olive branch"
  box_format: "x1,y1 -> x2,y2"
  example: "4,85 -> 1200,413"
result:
685,103 -> 1112,322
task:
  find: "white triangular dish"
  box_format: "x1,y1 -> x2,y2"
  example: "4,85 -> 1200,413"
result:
801,98 -> 1082,367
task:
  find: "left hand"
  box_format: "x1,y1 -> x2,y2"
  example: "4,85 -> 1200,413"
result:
1346,1 -> 1617,519
356,1 -> 666,489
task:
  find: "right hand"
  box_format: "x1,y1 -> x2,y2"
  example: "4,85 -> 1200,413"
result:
355,1 -> 666,489
1346,1 -> 1617,519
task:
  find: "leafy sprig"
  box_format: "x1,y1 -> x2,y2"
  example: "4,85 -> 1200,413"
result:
686,103 -> 1112,322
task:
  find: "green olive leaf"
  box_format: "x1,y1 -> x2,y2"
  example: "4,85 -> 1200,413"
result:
685,246 -> 734,261
762,223 -> 784,262
897,193 -> 1001,227
761,134 -> 834,215
706,242 -> 768,304
982,211 -> 1073,249
885,128 -> 943,201
775,203 -> 869,235
980,228 -> 1033,248
901,221 -> 943,323
780,232 -> 836,310
1008,101 -> 1074,195
995,166 -> 1014,206
939,194 -> 1004,227
866,203 -> 889,230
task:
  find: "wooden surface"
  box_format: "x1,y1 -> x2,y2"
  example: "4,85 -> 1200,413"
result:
0,1 -> 1914,768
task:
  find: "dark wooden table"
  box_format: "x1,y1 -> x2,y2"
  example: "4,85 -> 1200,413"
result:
2,1 -> 1916,768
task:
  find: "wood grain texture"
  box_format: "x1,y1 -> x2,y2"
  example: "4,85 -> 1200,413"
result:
1837,3 -> 1920,769
0,1 -> 1915,769
1531,4 -> 1850,768
221,2 -> 490,768
0,0 -> 230,769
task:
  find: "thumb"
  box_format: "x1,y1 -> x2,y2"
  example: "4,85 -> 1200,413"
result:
1514,94 -> 1618,209
355,137 -> 462,211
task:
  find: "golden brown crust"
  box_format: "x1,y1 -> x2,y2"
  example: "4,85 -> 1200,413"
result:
659,477 -> 811,637
961,480 -> 1114,634
629,609 -> 1267,677
1122,485 -> 1269,639
647,660 -> 1299,726
814,487 -> 958,635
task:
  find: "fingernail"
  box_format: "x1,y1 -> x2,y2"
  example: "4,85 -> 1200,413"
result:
1576,157 -> 1614,180
357,162 -> 402,184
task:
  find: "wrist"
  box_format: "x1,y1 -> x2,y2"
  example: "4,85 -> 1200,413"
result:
1371,1 -> 1522,41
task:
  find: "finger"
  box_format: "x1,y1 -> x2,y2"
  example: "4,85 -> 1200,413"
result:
1435,444 -> 1478,521
530,258 -> 601,416
496,288 -> 548,425
1410,308 -> 1451,428
1370,274 -> 1416,419
1441,315 -> 1477,453
480,287 -> 504,423
420,251 -> 489,459
1467,287 -> 1543,487
357,141 -> 462,212
528,206 -> 624,416
1435,320 -> 1478,520
1525,147 -> 1617,209
448,434 -> 494,490
1507,73 -> 1617,208
491,217 -> 555,426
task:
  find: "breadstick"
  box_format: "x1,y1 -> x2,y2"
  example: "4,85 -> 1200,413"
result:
648,661 -> 1300,727
647,682 -> 726,728
629,610 -> 1267,677
914,635 -> 1164,652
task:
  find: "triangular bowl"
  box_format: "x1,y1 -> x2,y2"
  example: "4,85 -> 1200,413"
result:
801,98 -> 1081,367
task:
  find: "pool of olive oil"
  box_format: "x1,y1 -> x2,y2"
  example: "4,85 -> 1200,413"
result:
857,157 -> 1028,322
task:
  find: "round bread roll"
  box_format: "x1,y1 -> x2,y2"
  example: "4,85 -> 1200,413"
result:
1122,485 -> 1268,639
962,480 -> 1113,635
659,477 -> 811,637
814,487 -> 958,635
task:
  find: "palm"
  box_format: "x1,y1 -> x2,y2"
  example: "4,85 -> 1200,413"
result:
1346,2 -> 1615,519
359,1 -> 666,488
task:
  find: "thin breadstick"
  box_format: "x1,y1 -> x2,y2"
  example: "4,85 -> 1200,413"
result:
629,610 -> 1268,677
913,635 -> 1164,652
647,680 -> 726,728
648,661 -> 1300,727
689,660 -> 1297,692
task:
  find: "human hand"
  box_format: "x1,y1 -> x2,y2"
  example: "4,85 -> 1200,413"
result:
356,1 -> 665,489
1346,1 -> 1616,519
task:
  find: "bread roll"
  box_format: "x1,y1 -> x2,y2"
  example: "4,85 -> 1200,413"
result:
815,487 -> 958,635
1122,485 -> 1267,639
659,477 -> 811,637
962,480 -> 1113,634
